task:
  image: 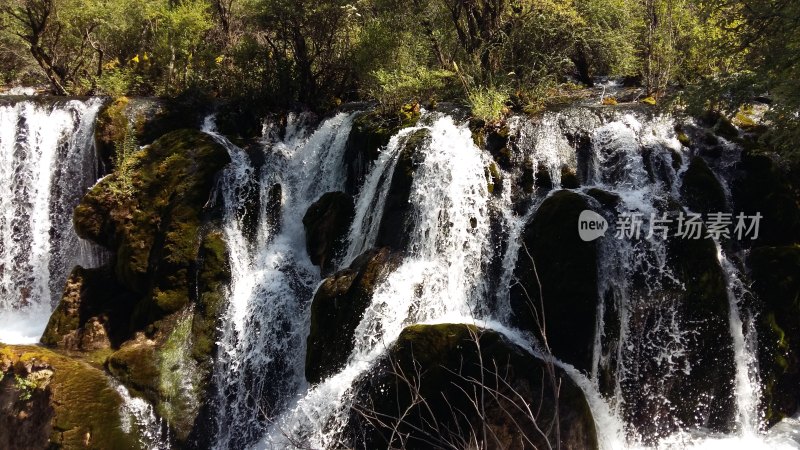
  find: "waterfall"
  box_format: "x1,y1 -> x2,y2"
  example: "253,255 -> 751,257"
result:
115,381 -> 171,450
0,98 -> 105,344
210,112 -> 357,449
254,113 -> 492,448
203,106 -> 800,450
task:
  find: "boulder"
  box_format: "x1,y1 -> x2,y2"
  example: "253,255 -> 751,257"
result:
510,190 -> 598,373
75,129 -> 230,325
303,192 -> 355,274
305,248 -> 401,384
0,345 -> 139,449
344,324 -> 598,450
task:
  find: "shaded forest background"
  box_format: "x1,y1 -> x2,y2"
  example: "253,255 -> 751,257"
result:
1,0 -> 798,155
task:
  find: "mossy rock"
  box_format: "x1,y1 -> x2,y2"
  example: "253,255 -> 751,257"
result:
41,266 -> 137,350
344,324 -> 598,450
680,156 -> 727,215
509,190 -> 597,372
0,345 -> 139,449
302,192 -> 355,274
375,129 -> 431,251
344,108 -> 420,194
107,312 -> 203,443
749,246 -> 800,426
485,124 -> 512,169
306,248 -> 401,384
74,129 -> 230,325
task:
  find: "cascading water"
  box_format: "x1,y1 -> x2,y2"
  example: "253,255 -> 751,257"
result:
206,105 -> 800,450
255,112 -> 492,448
210,112 -> 358,449
0,98 -> 105,344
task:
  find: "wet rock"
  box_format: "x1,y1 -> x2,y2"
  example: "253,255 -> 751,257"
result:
586,188 -> 620,209
510,190 -> 598,373
375,129 -> 431,251
680,156 -> 727,215
0,345 -> 139,449
344,107 -> 420,194
749,246 -> 800,426
107,312 -> 202,443
303,192 -> 356,274
344,324 -> 598,450
561,166 -> 580,188
305,248 -> 401,384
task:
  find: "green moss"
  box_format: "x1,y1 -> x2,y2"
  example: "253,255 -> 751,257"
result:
1,345 -> 139,449
75,129 -> 230,324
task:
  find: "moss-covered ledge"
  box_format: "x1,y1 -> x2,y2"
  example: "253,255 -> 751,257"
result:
0,344 -> 140,450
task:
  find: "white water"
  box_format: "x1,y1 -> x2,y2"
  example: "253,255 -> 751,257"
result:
115,381 -> 170,449
0,99 -> 105,344
199,107 -> 800,450
255,114 -> 492,448
210,112 -> 358,449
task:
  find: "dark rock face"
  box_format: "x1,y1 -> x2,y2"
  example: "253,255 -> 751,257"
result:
680,156 -> 727,215
303,192 -> 355,274
0,345 -> 138,449
749,246 -> 800,425
639,227 -> 736,436
344,324 -> 598,450
41,266 -> 137,350
375,129 -> 431,251
305,248 -> 401,384
732,153 -> 800,247
344,108 -> 420,195
510,190 -> 598,373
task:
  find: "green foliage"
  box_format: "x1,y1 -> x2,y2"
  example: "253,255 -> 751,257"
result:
468,86 -> 509,123
13,374 -> 37,401
367,67 -> 455,110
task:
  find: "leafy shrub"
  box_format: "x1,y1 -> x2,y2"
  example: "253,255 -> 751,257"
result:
468,87 -> 509,122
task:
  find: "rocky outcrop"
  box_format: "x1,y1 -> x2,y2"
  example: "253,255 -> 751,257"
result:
749,246 -> 800,425
302,192 -> 355,274
75,129 -> 230,325
0,345 -> 138,449
305,248 -> 401,384
344,324 -> 598,450
65,129 -> 232,446
375,129 -> 431,251
510,190 -> 598,373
